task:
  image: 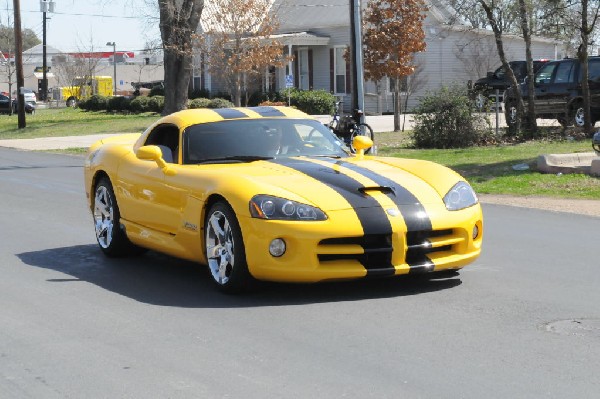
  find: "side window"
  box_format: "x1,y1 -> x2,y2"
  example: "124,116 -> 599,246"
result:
535,63 -> 557,84
145,124 -> 180,163
588,61 -> 600,83
553,61 -> 574,83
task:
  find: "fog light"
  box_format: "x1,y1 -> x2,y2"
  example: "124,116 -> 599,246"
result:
269,238 -> 286,257
473,224 -> 479,240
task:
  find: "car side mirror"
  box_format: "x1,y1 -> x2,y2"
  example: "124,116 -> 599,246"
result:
487,71 -> 494,78
352,135 -> 373,158
136,145 -> 176,176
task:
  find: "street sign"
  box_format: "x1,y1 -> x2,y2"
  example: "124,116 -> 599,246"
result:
285,74 -> 294,88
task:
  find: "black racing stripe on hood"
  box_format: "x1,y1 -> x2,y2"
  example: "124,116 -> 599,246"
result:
325,159 -> 434,274
270,158 -> 394,276
212,108 -> 248,119
250,106 -> 286,117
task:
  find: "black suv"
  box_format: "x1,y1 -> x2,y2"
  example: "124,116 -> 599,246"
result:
504,57 -> 600,127
471,60 -> 549,108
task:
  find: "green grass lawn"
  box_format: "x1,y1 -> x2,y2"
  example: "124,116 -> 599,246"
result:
377,131 -> 600,200
0,108 -> 160,139
1,108 -> 598,200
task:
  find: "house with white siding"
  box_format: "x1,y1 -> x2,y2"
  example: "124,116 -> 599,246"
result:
194,0 -> 564,113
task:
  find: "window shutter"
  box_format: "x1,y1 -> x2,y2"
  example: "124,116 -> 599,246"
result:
294,51 -> 299,89
329,48 -> 334,93
345,47 -> 351,94
308,49 -> 313,90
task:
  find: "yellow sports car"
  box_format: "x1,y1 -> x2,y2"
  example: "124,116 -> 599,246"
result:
84,106 -> 483,292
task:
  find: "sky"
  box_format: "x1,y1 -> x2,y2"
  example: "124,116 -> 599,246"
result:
5,0 -> 160,53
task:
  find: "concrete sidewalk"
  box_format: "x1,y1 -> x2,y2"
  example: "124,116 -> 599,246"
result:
0,113 -> 505,151
0,134 -> 118,151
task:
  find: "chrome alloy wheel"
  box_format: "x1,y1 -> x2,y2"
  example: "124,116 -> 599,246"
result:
507,104 -> 518,125
206,210 -> 236,285
574,106 -> 585,127
94,185 -> 115,249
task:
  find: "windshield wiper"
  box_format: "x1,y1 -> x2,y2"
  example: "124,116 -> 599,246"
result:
197,155 -> 273,163
305,154 -> 343,159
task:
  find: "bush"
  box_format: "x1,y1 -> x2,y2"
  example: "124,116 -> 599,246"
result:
148,95 -> 164,113
130,96 -> 152,113
83,95 -> 109,111
107,96 -> 131,112
274,88 -> 335,115
208,98 -> 234,108
189,98 -> 212,109
412,85 -> 491,148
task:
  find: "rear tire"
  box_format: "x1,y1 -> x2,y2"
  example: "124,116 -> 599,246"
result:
93,177 -> 143,257
504,100 -> 517,127
571,103 -> 585,127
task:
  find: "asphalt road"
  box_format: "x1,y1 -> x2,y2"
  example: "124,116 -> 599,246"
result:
1,148 -> 599,399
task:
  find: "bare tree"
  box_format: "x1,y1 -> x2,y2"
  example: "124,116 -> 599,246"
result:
53,40 -> 104,106
401,60 -> 427,131
197,0 -> 288,106
518,0 -> 538,134
0,11 -> 15,115
478,0 -> 524,134
134,39 -> 162,89
158,0 -> 204,115
454,35 -> 499,83
573,0 -> 600,136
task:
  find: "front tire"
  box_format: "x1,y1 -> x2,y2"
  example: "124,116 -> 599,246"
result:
93,177 -> 140,257
66,97 -> 77,108
205,201 -> 253,293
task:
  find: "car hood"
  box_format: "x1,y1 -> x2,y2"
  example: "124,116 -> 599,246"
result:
232,156 -> 461,212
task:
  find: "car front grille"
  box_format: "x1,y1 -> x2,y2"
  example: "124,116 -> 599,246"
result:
317,234 -> 392,264
317,228 -> 460,270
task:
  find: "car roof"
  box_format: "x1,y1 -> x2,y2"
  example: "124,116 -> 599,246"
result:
153,106 -> 311,130
133,106 -> 314,150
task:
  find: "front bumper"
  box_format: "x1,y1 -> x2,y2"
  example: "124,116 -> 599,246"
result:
240,204 -> 483,283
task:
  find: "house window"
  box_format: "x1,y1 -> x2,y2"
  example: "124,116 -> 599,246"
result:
389,76 -> 408,94
335,47 -> 346,94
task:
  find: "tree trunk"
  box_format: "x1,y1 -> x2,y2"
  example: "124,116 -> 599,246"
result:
579,0 -> 592,136
393,79 -> 401,132
479,0 -> 522,135
518,0 -> 538,136
162,49 -> 193,115
158,0 -> 204,116
234,72 -> 242,107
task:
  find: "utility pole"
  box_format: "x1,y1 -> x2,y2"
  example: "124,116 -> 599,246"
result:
40,0 -> 55,102
13,0 -> 25,128
106,41 -> 117,95
349,0 -> 365,122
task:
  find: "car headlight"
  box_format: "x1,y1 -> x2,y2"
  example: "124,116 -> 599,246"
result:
443,181 -> 478,211
249,195 -> 327,221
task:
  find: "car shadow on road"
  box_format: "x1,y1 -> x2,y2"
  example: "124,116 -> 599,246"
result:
17,244 -> 462,308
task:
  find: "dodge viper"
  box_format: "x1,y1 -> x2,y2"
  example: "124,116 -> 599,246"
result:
84,106 -> 483,292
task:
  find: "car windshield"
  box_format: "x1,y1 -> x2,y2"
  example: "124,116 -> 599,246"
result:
182,118 -> 349,164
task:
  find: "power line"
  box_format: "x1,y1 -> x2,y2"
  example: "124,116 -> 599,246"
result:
16,9 -> 140,20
